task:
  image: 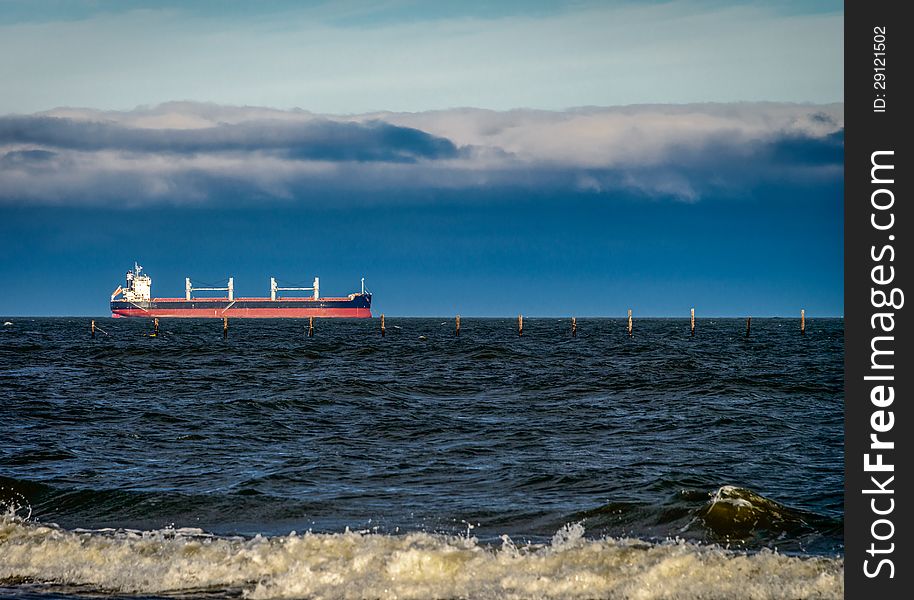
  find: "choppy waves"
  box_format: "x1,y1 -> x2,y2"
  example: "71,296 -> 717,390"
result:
0,516 -> 842,600
1,318 -> 846,597
1,476 -> 843,556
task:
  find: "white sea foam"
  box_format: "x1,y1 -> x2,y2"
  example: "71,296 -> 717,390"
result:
0,516 -> 843,599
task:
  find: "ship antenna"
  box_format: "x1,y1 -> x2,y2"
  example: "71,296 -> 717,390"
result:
361,277 -> 365,294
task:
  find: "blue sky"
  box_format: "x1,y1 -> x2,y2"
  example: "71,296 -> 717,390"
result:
0,1 -> 843,316
0,1 -> 842,113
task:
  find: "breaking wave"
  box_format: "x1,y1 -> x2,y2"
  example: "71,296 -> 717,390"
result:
0,516 -> 842,599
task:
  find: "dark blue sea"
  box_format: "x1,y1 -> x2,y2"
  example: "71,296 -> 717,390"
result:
0,317 -> 844,599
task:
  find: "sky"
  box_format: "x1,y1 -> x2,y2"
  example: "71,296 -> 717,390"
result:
0,1 -> 843,316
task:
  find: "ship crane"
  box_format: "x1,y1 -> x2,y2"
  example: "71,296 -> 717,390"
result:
271,277 -> 319,301
186,277 -> 234,301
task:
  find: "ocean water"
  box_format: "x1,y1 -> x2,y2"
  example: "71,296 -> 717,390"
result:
1,317 -> 844,599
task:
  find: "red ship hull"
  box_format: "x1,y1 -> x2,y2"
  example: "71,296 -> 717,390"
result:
110,296 -> 372,319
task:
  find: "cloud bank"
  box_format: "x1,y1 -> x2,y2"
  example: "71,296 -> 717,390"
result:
0,102 -> 843,205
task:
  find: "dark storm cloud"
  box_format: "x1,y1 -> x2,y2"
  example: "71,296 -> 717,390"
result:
0,116 -> 460,162
0,103 -> 843,205
0,148 -> 58,165
660,129 -> 843,170
763,129 -> 844,167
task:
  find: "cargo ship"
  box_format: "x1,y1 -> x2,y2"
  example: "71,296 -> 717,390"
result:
110,264 -> 371,318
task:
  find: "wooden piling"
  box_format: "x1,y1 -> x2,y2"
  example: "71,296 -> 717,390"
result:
91,320 -> 96,338
308,316 -> 314,337
745,317 -> 751,338
801,309 -> 805,335
572,316 -> 577,337
627,310 -> 633,337
223,317 -> 228,339
456,315 -> 460,337
518,315 -> 523,336
381,314 -> 386,337
690,308 -> 695,336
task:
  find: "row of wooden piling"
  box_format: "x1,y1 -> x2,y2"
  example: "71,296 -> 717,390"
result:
94,309 -> 809,338
433,309 -> 793,337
